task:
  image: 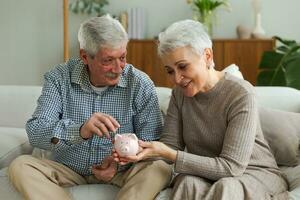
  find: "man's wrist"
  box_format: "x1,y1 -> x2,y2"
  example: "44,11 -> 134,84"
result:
79,124 -> 89,140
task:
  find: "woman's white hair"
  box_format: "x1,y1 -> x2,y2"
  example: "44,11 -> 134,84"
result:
78,14 -> 128,57
158,19 -> 212,57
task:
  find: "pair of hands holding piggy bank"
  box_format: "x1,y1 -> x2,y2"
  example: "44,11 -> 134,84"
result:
93,133 -> 174,182
82,113 -> 173,182
92,133 -> 140,182
113,133 -> 173,164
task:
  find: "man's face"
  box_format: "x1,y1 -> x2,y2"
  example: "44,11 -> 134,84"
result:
80,44 -> 127,87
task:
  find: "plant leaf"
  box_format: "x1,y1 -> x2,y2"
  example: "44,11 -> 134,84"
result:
259,51 -> 284,70
257,69 -> 286,86
257,70 -> 275,86
257,36 -> 300,89
284,53 -> 300,65
274,36 -> 297,47
286,58 -> 300,90
69,0 -> 108,15
277,45 -> 290,53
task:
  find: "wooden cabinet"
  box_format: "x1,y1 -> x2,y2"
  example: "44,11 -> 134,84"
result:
127,39 -> 275,88
213,39 -> 275,86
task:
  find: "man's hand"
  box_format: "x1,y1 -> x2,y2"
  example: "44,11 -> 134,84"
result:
80,113 -> 120,139
91,156 -> 117,182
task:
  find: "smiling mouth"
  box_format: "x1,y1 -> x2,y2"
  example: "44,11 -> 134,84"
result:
181,81 -> 191,88
105,72 -> 120,79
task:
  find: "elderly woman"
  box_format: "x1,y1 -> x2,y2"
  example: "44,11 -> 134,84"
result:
115,19 -> 289,199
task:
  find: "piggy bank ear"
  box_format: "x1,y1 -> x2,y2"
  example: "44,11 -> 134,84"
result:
128,134 -> 138,141
115,134 -> 122,141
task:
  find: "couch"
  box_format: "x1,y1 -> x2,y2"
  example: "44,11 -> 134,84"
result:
1,85 -> 300,200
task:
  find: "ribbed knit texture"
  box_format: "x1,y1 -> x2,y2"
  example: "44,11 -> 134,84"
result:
161,73 -> 281,181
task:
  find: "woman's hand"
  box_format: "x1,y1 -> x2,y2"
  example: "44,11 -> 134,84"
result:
112,145 -> 143,165
113,140 -> 177,164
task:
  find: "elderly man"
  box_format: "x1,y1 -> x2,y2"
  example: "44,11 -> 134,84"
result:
8,15 -> 172,200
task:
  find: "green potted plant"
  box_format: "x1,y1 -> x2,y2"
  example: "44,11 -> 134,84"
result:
257,36 -> 300,90
69,0 -> 109,16
188,0 -> 230,36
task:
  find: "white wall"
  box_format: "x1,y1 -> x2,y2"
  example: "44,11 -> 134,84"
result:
1,0 -> 299,86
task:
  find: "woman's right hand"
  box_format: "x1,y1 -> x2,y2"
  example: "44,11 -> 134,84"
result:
114,140 -> 177,164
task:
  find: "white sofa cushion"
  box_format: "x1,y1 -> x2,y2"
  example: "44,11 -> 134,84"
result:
67,184 -> 119,200
0,127 -> 32,169
0,85 -> 41,128
255,87 -> 300,113
0,167 -> 23,200
259,107 -> 300,166
156,87 -> 172,115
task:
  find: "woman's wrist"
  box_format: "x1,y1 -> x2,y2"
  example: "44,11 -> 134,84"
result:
161,146 -> 177,162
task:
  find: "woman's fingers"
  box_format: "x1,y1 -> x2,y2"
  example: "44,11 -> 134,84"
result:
138,140 -> 152,148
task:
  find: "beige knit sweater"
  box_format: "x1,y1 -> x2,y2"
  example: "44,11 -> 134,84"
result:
160,73 -> 280,181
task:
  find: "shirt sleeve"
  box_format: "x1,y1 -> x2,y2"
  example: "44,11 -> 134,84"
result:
133,80 -> 163,141
26,71 -> 85,151
174,92 -> 258,180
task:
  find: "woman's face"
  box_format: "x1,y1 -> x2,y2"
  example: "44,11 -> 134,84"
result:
161,46 -> 213,97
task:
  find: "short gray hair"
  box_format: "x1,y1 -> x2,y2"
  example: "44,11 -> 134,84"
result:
158,19 -> 212,57
78,14 -> 128,57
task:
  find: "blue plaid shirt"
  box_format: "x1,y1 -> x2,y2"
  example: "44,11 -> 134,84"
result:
26,58 -> 163,176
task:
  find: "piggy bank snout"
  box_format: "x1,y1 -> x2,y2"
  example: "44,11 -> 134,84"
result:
120,146 -> 129,152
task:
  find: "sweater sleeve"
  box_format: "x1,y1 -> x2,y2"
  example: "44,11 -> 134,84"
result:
174,92 -> 258,180
160,89 -> 185,151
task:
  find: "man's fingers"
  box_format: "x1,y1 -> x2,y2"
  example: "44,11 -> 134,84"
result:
95,113 -> 120,132
91,165 -> 98,174
91,126 -> 103,137
107,115 -> 120,129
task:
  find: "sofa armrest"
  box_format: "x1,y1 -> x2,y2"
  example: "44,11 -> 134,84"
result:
0,127 -> 33,169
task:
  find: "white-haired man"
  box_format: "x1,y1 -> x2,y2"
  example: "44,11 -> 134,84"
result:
8,15 -> 172,200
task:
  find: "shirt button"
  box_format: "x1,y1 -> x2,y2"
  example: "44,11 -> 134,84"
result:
97,96 -> 100,99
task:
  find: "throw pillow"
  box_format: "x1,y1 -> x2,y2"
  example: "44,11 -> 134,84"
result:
222,64 -> 244,79
259,106 -> 300,166
0,127 -> 33,169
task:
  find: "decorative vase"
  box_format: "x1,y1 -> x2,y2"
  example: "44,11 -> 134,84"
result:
199,10 -> 213,37
252,13 -> 266,38
236,25 -> 251,39
251,0 -> 265,38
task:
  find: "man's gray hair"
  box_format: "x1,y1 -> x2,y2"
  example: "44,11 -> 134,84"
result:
158,19 -> 212,57
78,14 -> 128,57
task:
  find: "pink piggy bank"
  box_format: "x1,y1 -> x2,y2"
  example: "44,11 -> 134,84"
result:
114,133 -> 139,157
